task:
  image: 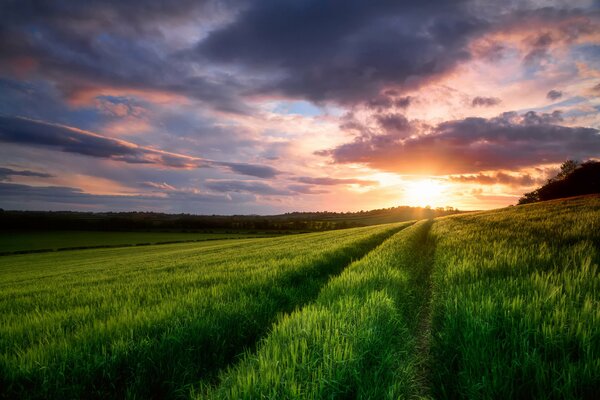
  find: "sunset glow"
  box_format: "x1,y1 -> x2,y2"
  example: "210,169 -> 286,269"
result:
405,180 -> 446,207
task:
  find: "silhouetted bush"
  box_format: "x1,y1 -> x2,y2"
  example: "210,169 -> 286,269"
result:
519,160 -> 600,204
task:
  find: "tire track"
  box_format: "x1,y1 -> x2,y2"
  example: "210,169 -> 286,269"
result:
411,219 -> 436,399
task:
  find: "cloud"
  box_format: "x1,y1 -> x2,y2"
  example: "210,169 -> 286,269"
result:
1,1 -> 599,214
320,111 -> 600,174
448,172 -> 544,187
472,96 -> 501,107
215,162 -> 280,179
366,93 -> 412,111
481,8 -> 600,67
0,116 -> 279,178
2,1 -> 597,115
96,97 -> 147,118
285,184 -> 328,195
0,181 -> 265,213
523,32 -> 554,65
0,1 -> 222,35
197,1 -> 488,103
375,114 -> 412,135
0,115 -> 204,165
141,181 -> 176,191
204,179 -> 333,196
0,181 -> 232,206
294,177 -> 377,186
204,179 -> 291,196
0,167 -> 53,180
395,96 -> 412,109
546,89 -> 563,100
0,1 -> 251,114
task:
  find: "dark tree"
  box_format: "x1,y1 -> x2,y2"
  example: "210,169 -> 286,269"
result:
518,160 -> 600,205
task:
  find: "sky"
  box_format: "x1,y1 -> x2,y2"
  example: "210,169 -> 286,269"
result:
0,0 -> 599,214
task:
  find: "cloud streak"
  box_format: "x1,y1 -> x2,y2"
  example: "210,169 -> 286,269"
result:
294,177 -> 377,186
0,182 -> 253,213
0,167 -> 53,180
0,116 -> 279,178
448,172 -> 545,187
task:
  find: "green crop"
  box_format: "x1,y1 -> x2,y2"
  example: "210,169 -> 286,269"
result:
1,195 -> 598,399
207,220 -> 427,399
429,196 -> 600,399
0,231 -> 279,255
0,224 -> 402,399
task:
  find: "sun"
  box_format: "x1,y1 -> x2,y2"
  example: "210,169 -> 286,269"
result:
404,179 -> 445,207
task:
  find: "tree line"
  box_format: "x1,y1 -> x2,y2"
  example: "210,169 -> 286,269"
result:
0,206 -> 459,232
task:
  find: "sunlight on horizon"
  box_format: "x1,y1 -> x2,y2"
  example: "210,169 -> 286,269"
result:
404,179 -> 447,208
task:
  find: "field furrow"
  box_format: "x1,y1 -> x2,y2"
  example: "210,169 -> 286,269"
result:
206,219 -> 433,399
0,223 -> 404,399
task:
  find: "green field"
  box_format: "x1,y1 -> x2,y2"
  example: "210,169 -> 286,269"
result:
1,196 -> 598,399
0,231 -> 281,255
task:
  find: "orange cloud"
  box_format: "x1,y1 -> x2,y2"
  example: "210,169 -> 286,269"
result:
65,86 -> 189,108
103,118 -> 153,136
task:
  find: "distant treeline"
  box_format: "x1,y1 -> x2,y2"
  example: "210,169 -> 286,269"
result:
0,206 -> 459,232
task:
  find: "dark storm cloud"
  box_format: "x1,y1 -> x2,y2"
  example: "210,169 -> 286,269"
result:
198,0 -> 487,103
0,116 -> 279,178
0,167 -> 53,180
320,111 -> 600,174
2,1 -> 596,112
472,96 -> 502,107
294,177 -> 378,186
547,89 -> 563,100
0,1 -> 219,32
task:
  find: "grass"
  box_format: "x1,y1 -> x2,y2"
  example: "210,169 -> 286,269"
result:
206,220 -> 430,399
0,223 -> 403,399
1,195 -> 598,399
0,231 -> 280,255
429,196 -> 600,399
